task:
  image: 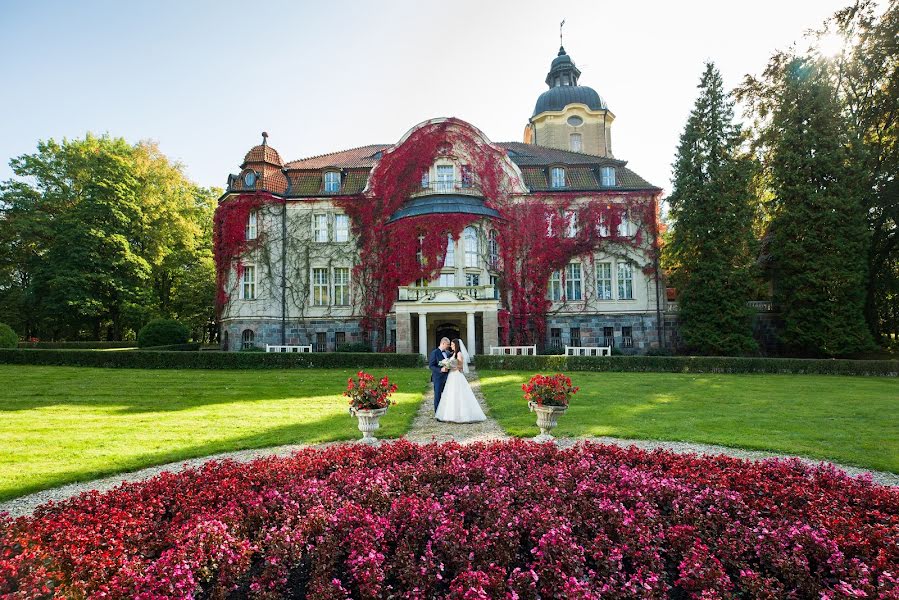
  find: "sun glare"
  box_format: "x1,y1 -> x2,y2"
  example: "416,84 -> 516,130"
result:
817,31 -> 845,58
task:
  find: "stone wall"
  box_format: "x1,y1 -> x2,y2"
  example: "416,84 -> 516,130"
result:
544,313 -> 662,354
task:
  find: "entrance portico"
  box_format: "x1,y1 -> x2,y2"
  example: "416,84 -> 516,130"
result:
393,286 -> 499,357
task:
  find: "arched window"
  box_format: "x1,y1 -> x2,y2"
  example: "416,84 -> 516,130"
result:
550,167 -> 566,189
569,133 -> 582,152
444,235 -> 455,267
241,329 -> 255,349
324,171 -> 341,193
464,227 -> 478,267
487,229 -> 499,267
246,210 -> 257,240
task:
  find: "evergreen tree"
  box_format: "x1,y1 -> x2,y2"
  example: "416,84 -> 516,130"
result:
767,58 -> 873,356
666,63 -> 758,355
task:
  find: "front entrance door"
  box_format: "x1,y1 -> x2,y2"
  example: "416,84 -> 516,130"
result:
435,322 -> 460,347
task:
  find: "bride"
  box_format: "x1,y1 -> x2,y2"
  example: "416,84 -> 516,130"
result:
435,339 -> 486,423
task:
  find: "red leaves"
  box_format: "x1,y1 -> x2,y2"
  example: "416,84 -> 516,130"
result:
2,440 -> 897,597
522,373 -> 579,407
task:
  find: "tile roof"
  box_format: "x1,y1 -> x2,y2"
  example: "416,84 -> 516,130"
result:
285,144 -> 389,169
496,142 -> 626,167
242,144 -> 283,167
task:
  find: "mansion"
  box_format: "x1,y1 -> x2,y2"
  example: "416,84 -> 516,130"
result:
216,46 -> 665,355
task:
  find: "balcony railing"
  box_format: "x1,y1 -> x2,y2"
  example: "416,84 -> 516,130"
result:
411,179 -> 482,197
397,284 -> 496,302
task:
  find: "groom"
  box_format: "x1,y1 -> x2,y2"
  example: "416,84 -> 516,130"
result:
428,337 -> 451,412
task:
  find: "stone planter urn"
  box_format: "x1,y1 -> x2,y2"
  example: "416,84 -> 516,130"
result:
350,407 -> 389,444
528,401 -> 567,442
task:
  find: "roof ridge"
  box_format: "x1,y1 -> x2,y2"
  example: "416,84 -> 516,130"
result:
497,142 -> 626,164
285,143 -> 391,166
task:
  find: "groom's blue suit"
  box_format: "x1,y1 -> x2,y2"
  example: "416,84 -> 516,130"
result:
428,347 -> 449,411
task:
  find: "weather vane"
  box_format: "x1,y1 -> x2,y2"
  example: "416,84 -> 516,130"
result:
560,19 -> 565,47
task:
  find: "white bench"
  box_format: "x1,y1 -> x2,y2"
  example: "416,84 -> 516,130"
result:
489,345 -> 537,356
265,344 -> 313,353
565,345 -> 611,357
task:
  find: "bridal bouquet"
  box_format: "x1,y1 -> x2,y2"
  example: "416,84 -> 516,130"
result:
438,357 -> 458,370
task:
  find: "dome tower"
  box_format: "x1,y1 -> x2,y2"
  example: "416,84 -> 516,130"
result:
524,46 -> 615,157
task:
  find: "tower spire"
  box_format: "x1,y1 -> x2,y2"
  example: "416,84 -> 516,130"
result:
559,19 -> 565,52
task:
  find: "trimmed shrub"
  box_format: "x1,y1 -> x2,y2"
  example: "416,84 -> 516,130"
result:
0,323 -> 17,349
475,353 -> 899,377
137,319 -> 189,348
136,343 -> 203,352
0,348 -> 424,369
17,341 -> 136,349
1,440 -> 895,597
336,341 -> 372,353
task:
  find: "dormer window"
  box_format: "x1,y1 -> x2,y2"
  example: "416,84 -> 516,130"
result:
570,133 -> 582,152
550,167 -> 566,189
246,211 -> 257,240
243,171 -> 257,187
601,166 -> 616,187
324,171 -> 340,193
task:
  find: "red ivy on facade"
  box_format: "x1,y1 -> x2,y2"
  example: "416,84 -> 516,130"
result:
215,120 -> 663,345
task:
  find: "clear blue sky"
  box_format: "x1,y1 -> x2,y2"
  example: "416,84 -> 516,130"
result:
1,0 -> 851,193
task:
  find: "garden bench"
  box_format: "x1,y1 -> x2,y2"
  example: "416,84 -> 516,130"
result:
489,345 -> 537,356
265,344 -> 313,353
565,345 -> 611,357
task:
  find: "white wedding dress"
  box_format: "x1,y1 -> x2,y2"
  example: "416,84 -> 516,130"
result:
435,345 -> 486,423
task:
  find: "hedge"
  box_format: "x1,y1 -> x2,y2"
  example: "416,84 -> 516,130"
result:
0,348 -> 425,369
137,319 -> 189,348
136,343 -> 204,352
17,341 -> 137,349
475,354 -> 899,377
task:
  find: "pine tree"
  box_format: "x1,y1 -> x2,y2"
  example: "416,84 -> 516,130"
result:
767,58 -> 874,356
666,63 -> 758,355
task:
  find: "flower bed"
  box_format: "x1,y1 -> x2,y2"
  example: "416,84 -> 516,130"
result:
1,440 -> 897,598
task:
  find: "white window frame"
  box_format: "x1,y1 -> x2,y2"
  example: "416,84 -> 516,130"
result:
246,210 -> 257,240
565,262 -> 582,301
324,171 -> 341,193
601,166 -> 616,186
313,214 -> 328,243
550,167 -> 566,189
488,229 -> 499,266
334,214 -> 349,243
618,210 -> 632,237
464,226 -> 478,267
569,133 -> 582,152
436,164 -> 454,192
312,267 -> 329,306
617,260 -> 634,300
444,235 -> 455,267
240,264 -> 256,300
333,267 -> 350,305
437,272 -> 455,287
564,210 -> 577,238
465,272 -> 480,287
596,261 -> 613,300
549,270 -> 562,302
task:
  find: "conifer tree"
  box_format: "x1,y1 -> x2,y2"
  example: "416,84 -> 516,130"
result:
766,58 -> 873,356
666,63 -> 758,355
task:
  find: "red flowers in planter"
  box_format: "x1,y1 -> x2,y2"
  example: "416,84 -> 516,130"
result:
522,373 -> 579,407
344,371 -> 398,410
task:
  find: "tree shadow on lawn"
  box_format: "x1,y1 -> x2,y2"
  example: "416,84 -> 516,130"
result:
0,367 -> 431,413
1,403 -> 420,502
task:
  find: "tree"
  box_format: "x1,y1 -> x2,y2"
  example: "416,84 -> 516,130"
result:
665,63 -> 759,355
0,134 -> 218,340
765,58 -> 873,356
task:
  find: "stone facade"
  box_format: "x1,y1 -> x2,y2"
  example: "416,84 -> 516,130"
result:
545,313 -> 662,354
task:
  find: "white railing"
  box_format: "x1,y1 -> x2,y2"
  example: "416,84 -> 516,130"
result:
565,345 -> 611,357
398,285 -> 496,301
490,345 -> 537,356
266,344 -> 313,353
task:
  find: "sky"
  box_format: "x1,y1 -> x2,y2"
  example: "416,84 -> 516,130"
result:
0,0 -> 853,195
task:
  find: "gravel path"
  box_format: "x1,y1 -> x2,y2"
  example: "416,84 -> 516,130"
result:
2,367 -> 895,518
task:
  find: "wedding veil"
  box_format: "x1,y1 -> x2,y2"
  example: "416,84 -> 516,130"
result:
457,340 -> 471,374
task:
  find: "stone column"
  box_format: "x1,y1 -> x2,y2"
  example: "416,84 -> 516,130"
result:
483,309 -> 499,353
418,312 -> 428,357
466,311 -> 476,358
396,312 -> 411,354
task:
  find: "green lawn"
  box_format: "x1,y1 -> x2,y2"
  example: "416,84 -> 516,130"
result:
479,370 -> 899,473
0,366 -> 428,501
